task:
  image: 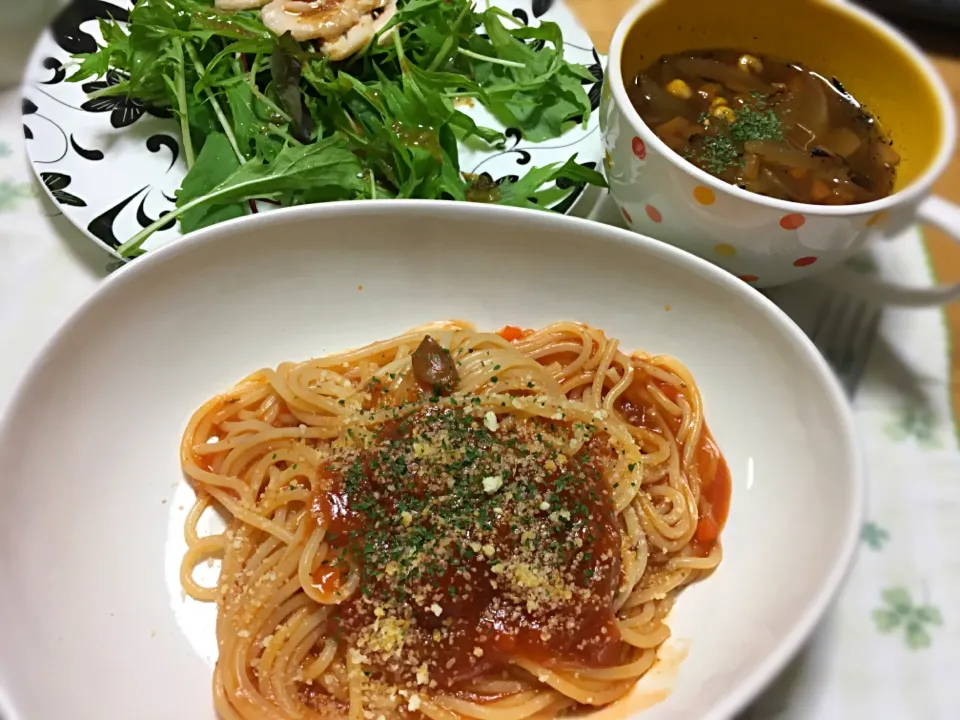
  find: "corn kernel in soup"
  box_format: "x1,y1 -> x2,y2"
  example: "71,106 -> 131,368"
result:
628,50 -> 900,205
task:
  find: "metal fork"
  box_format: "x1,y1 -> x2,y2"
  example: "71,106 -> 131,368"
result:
809,291 -> 882,397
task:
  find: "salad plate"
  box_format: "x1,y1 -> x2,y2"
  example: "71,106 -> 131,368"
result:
22,0 -> 604,258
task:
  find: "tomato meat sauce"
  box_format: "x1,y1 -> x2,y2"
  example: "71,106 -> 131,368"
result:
309,404 -> 624,689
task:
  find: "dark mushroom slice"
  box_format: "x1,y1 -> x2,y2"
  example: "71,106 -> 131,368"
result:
411,335 -> 460,395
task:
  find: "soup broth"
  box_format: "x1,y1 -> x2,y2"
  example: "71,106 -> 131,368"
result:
628,49 -> 900,205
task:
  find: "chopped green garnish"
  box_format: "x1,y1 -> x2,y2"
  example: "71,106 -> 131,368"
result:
730,105 -> 783,143
689,134 -> 741,175
687,94 -> 783,175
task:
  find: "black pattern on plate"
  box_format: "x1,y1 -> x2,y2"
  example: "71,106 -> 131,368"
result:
81,71 -> 173,129
471,123 -> 599,177
532,0 -> 555,18
87,186 -> 148,249
40,58 -> 67,85
547,160 -> 596,215
146,134 -> 180,171
484,134 -> 533,165
87,185 -> 177,249
70,134 -> 104,161
136,195 -> 176,232
22,98 -> 39,142
584,49 -> 603,112
571,49 -> 603,124
23,97 -> 69,163
52,0 -> 130,55
41,172 -> 87,207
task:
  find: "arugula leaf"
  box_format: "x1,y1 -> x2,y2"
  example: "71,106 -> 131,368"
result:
176,133 -> 245,234
119,135 -> 364,256
490,158 -> 606,210
469,12 -> 591,141
207,135 -> 363,202
70,17 -> 132,84
223,83 -> 263,158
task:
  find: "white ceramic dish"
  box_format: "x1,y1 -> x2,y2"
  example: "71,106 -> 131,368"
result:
0,201 -> 863,720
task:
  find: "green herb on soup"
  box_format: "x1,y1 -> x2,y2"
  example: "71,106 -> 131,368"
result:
629,50 -> 901,205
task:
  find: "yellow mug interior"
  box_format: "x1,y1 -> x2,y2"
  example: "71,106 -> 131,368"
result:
618,0 -> 944,192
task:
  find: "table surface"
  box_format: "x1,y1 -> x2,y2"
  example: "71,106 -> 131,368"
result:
2,3 -> 960,719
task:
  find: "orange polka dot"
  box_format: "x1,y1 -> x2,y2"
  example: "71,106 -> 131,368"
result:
793,256 -> 817,267
866,211 -> 887,227
780,213 -> 806,230
714,243 -> 737,257
739,275 -> 759,283
632,137 -> 647,160
693,186 -> 716,205
645,205 -> 662,223
621,207 -> 633,224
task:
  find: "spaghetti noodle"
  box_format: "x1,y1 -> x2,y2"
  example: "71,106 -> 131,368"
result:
180,321 -> 730,720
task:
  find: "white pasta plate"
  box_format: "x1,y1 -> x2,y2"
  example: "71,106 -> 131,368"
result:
0,201 -> 862,720
22,0 -> 603,258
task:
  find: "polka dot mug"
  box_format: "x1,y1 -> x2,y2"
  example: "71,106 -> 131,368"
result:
601,0 -> 960,304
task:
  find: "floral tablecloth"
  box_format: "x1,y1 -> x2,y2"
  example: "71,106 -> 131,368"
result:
2,66 -> 959,719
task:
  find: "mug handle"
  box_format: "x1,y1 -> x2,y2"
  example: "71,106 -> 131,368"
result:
818,195 -> 960,307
